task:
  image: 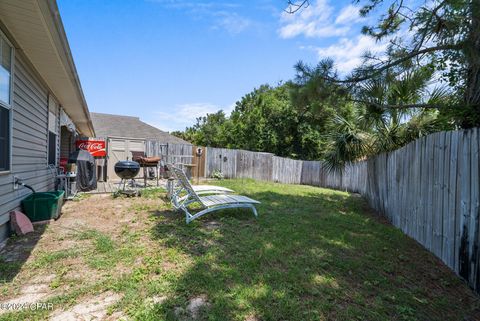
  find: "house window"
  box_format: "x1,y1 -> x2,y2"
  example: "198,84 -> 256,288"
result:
0,33 -> 13,172
48,109 -> 57,166
0,107 -> 9,171
0,35 -> 12,105
48,131 -> 57,166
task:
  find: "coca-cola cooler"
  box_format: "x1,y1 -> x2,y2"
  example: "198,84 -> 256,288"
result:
76,139 -> 107,182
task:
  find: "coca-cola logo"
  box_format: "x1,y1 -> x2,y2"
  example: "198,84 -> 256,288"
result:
76,140 -> 106,157
77,142 -> 104,150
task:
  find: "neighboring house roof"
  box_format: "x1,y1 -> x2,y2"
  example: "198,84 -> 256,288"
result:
91,113 -> 190,144
0,0 -> 94,136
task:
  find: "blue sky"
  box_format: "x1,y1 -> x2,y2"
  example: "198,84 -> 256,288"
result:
58,0 -> 384,132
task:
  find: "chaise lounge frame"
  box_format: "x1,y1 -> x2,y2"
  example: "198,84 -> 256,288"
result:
169,166 -> 260,223
166,164 -> 234,209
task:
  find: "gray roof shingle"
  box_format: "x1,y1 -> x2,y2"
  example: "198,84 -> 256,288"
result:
91,112 -> 190,144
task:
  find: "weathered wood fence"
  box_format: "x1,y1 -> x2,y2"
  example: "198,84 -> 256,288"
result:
204,148 -> 368,193
146,141 -> 193,165
362,129 -> 480,293
201,129 -> 480,293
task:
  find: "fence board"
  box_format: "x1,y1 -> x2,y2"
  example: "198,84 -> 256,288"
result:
146,140 -> 167,157
445,131 -> 456,270
469,129 -> 479,289
301,161 -> 321,186
433,132 -> 443,258
419,136 -> 427,246
459,130 -> 471,281
441,132 -> 451,267
272,156 -> 302,184
205,148 -> 237,178
146,141 -> 194,166
454,131 -> 462,274
237,150 -> 274,181
406,142 -> 415,236
412,142 -> 418,237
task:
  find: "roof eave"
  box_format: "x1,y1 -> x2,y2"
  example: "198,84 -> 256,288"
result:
41,0 -> 95,136
0,0 -> 95,137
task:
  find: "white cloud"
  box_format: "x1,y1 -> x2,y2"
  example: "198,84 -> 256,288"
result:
278,1 -> 370,39
280,22 -> 349,38
147,1 -> 239,11
147,0 -> 250,35
145,102 -> 235,132
313,35 -> 389,73
279,0 -> 349,38
212,12 -> 251,35
335,5 -> 364,25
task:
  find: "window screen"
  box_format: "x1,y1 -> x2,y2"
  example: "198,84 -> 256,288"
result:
0,106 -> 9,171
48,131 -> 57,166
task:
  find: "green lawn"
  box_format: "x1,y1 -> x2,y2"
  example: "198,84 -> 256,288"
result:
0,179 -> 478,320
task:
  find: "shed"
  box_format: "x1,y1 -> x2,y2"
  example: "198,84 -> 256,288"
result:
90,112 -> 190,181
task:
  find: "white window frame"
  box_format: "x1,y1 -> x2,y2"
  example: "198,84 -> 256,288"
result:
0,29 -> 14,175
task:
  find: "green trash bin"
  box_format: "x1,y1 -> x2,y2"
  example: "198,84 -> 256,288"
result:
21,191 -> 65,222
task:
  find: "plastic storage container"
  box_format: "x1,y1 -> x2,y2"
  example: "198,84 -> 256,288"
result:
21,191 -> 65,222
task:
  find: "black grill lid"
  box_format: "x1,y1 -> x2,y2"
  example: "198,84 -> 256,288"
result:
115,160 -> 140,169
114,161 -> 140,179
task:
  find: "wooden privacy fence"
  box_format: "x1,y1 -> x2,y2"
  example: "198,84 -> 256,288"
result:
202,129 -> 480,293
146,141 -> 194,165
146,142 -> 207,177
204,148 -> 367,192
362,129 -> 480,293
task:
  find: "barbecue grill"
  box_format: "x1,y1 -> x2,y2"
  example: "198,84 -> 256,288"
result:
114,160 -> 140,195
131,151 -> 162,187
115,161 -> 140,179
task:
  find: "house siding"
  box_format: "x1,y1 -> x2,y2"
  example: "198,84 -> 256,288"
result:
0,52 -> 55,242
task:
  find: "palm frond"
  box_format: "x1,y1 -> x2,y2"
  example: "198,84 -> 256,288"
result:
323,114 -> 372,173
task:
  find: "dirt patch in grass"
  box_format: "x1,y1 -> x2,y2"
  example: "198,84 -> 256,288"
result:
49,291 -> 124,321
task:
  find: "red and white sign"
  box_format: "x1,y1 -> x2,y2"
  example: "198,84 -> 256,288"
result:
76,139 -> 106,157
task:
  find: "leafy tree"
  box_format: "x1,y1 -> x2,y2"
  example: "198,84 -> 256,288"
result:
170,130 -> 191,142
179,111 -> 230,147
173,83 -> 336,160
291,0 -> 480,127
229,84 -> 294,156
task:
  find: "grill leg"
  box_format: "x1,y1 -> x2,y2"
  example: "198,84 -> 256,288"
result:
118,179 -> 126,192
143,167 -> 147,188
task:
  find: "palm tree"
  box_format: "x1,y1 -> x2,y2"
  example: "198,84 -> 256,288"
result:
321,65 -> 449,172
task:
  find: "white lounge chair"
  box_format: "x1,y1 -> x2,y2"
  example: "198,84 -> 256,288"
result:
169,166 -> 260,223
166,164 -> 234,209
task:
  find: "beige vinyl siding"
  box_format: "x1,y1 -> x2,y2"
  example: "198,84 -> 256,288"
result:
0,52 -> 54,241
